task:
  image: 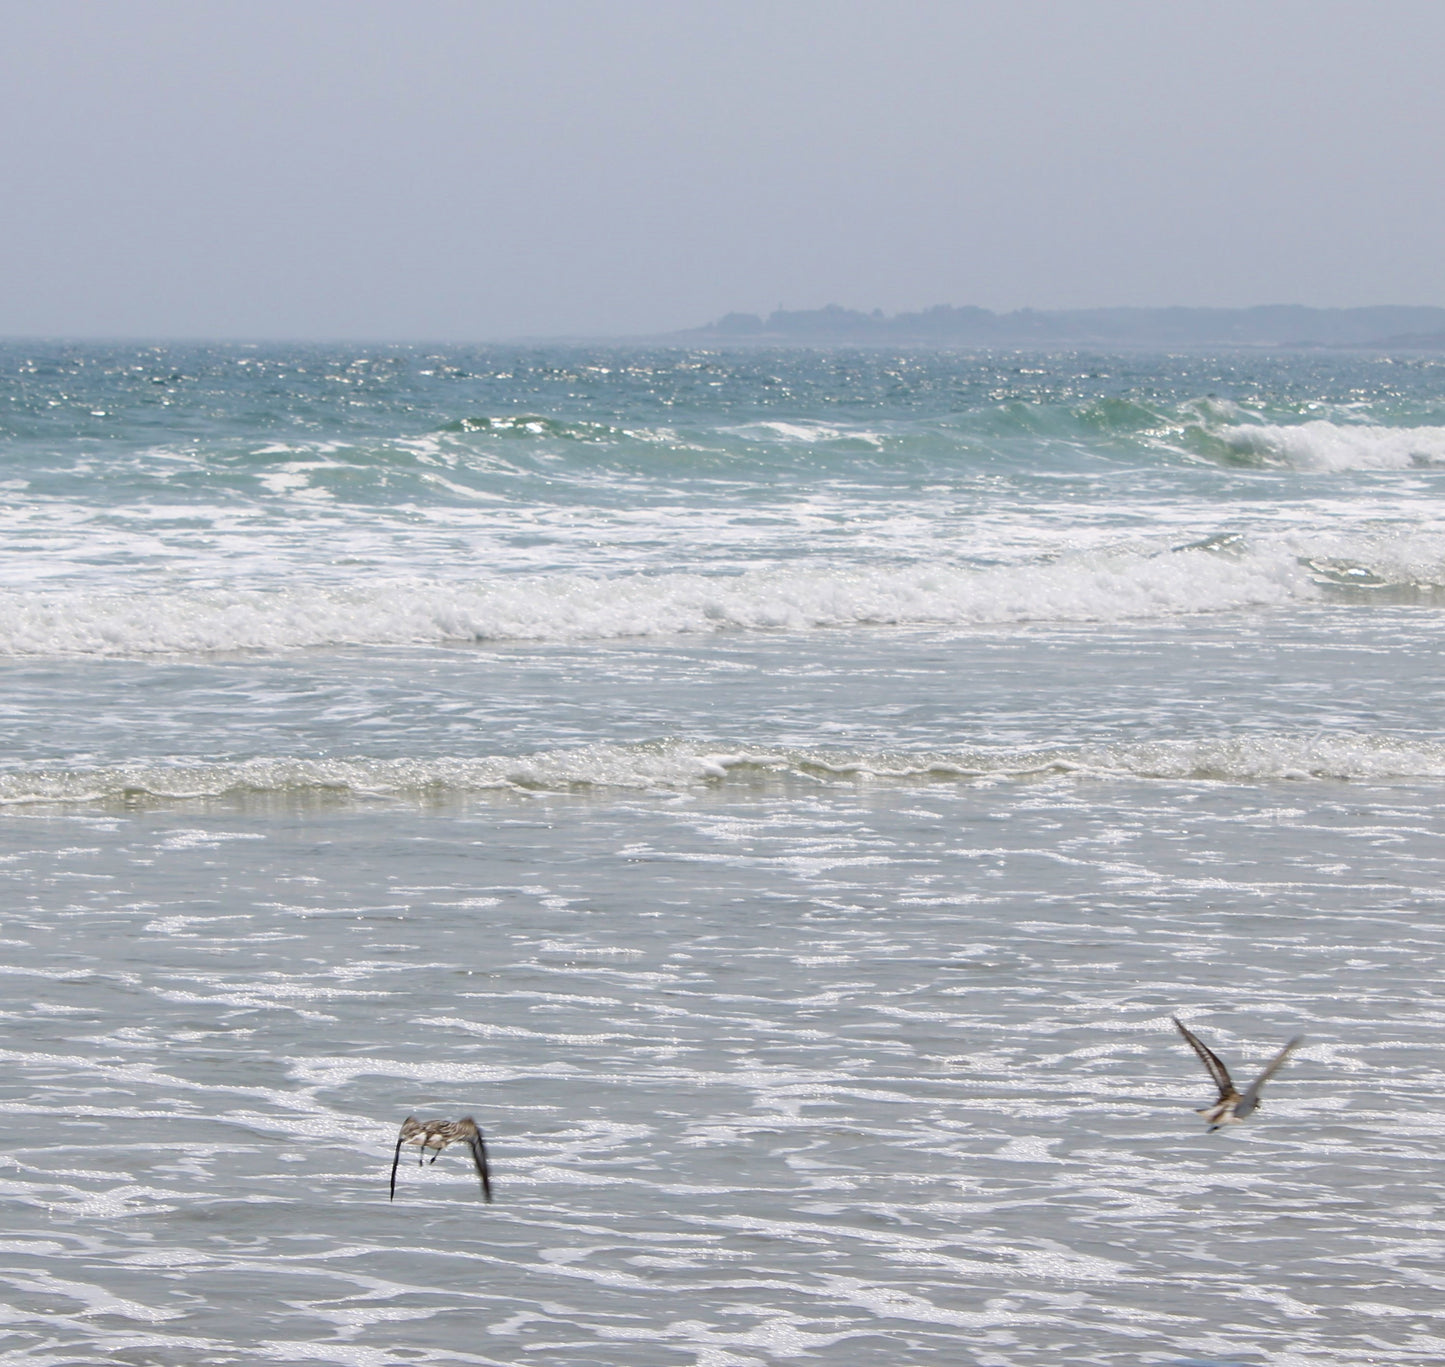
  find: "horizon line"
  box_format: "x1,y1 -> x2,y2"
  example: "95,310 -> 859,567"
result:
4,300 -> 1445,349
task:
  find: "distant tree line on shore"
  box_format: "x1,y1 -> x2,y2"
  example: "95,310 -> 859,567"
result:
685,303 -> 1445,349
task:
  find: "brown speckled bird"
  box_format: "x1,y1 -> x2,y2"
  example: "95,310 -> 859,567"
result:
1172,1017 -> 1302,1131
389,1116 -> 492,1201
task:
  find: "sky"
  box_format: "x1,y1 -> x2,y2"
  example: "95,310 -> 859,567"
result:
1,0 -> 1442,340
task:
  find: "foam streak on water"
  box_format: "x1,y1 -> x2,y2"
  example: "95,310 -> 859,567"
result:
2,343 -> 1445,1364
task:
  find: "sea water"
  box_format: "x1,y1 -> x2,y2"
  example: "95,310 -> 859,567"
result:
1,343 -> 1444,1366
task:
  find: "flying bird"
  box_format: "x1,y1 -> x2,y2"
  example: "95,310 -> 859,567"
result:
1172,1017 -> 1302,1130
390,1116 -> 493,1201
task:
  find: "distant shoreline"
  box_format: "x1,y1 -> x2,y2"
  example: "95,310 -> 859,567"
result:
677,304 -> 1445,351
6,305 -> 1445,350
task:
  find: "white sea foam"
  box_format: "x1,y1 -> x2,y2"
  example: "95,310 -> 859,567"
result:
1217,420 -> 1445,470
0,543 -> 1327,656
724,421 -> 882,445
2,734 -> 1440,807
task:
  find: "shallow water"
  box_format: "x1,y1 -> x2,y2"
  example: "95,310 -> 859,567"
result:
4,779 -> 1445,1366
2,344 -> 1444,1364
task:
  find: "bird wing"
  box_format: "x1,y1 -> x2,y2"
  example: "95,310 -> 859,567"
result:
389,1116 -> 417,1201
1173,1017 -> 1235,1099
466,1126 -> 493,1203
1234,1036 -> 1302,1119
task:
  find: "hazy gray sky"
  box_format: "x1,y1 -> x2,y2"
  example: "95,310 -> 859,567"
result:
2,0 -> 1442,339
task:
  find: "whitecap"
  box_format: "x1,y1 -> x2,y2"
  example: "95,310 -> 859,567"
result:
1217,420 -> 1445,470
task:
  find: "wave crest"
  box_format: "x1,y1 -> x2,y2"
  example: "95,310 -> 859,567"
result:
3,735 -> 1442,808
1210,420 -> 1445,471
0,548 -> 1317,657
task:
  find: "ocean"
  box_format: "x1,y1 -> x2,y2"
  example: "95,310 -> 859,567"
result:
2,341 -> 1443,1366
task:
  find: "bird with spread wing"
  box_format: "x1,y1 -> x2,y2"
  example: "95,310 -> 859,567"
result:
389,1116 -> 493,1201
1172,1017 -> 1302,1130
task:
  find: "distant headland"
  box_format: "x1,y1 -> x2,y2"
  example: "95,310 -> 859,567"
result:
678,304 -> 1445,350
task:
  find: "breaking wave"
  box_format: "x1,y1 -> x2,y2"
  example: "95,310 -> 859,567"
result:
4,734 -> 1442,808
2,529 -> 1443,658
1209,420 -> 1445,470
0,550 -> 1325,657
